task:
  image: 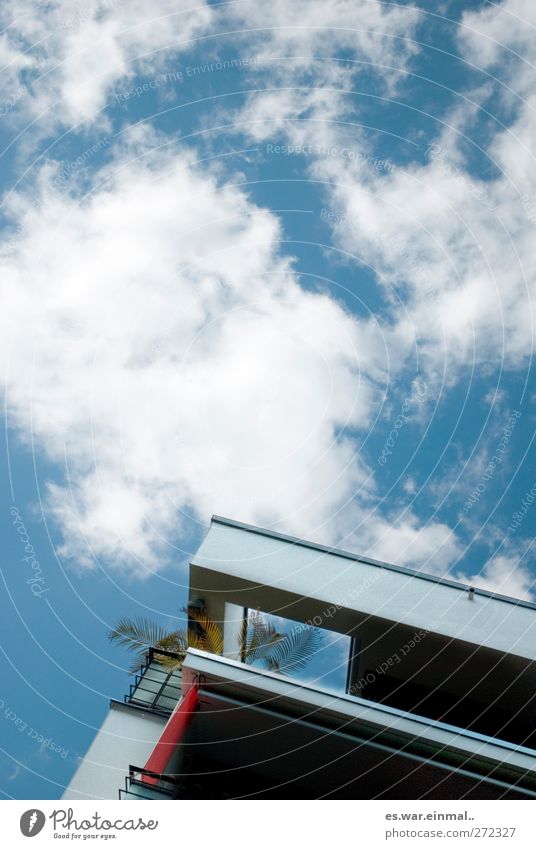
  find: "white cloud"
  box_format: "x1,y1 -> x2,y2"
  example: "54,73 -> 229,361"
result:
361,514 -> 461,575
0,132 -> 464,576
317,454 -> 464,574
0,0 -> 212,128
0,136 -> 384,572
191,0 -> 536,596
402,477 -> 417,494
0,0 -> 421,132
226,1 -> 536,379
312,132 -> 536,373
225,0 -> 420,147
7,1 -> 529,586
459,0 -> 536,76
458,0 -> 536,191
457,554 -> 535,601
226,0 -> 420,68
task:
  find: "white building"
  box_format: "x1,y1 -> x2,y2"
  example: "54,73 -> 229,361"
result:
64,516 -> 536,800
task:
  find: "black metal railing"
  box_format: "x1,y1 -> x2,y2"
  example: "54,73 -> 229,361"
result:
119,765 -> 183,800
124,647 -> 182,716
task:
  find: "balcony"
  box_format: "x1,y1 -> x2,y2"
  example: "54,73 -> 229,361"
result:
179,648 -> 536,799
120,647 -> 536,800
120,766 -> 182,800
124,647 -> 182,716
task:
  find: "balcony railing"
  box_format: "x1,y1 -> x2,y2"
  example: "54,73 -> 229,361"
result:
124,647 -> 182,716
119,765 -> 183,800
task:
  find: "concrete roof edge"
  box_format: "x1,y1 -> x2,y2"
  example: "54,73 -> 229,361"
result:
205,515 -> 536,612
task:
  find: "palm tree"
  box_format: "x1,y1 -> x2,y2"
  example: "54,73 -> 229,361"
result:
108,607 -> 324,676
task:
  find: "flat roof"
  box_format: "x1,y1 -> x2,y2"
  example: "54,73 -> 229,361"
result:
210,515 -> 536,611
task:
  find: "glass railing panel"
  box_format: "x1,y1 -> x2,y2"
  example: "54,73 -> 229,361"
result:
125,650 -> 182,713
120,766 -> 182,800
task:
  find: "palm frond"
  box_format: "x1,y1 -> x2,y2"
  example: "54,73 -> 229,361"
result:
151,632 -> 187,670
244,611 -> 282,662
185,607 -> 224,655
108,610 -> 321,677
107,617 -> 187,671
107,617 -> 172,651
263,626 -> 325,673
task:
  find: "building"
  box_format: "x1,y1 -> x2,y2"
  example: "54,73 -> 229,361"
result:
63,516 -> 536,800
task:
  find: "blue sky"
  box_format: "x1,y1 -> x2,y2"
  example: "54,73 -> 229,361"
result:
1,0 -> 535,799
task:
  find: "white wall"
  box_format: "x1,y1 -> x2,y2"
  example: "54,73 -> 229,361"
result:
63,703 -> 166,800
223,602 -> 246,659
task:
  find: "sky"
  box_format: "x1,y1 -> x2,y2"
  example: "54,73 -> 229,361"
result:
0,0 -> 535,800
